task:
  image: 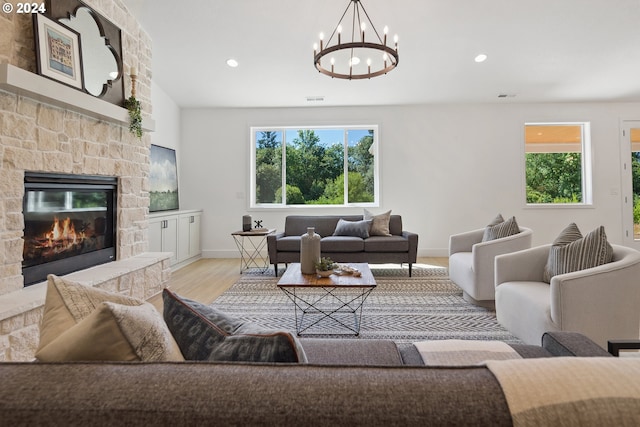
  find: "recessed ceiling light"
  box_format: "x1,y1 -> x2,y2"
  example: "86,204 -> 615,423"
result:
474,54 -> 488,63
226,59 -> 239,68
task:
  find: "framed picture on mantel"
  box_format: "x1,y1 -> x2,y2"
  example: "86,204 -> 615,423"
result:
33,13 -> 84,90
149,145 -> 179,212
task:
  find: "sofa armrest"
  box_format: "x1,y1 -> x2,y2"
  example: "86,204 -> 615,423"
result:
471,228 -> 533,280
449,228 -> 484,255
549,246 -> 640,334
267,232 -> 285,263
402,231 -> 419,262
542,332 -> 612,357
495,244 -> 550,287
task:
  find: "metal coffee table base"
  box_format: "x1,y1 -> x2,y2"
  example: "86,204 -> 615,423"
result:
280,286 -> 375,336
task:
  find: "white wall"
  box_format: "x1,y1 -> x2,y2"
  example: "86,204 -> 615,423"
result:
151,81 -> 181,151
179,102 -> 640,258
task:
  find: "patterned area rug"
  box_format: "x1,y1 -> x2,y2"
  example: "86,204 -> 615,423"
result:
211,266 -> 521,344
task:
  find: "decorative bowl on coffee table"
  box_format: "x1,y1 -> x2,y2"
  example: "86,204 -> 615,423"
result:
316,269 -> 333,277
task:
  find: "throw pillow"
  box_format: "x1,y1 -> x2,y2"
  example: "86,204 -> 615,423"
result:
38,274 -> 148,350
163,289 -> 307,363
364,209 -> 392,236
333,218 -> 371,239
482,214 -> 520,242
36,275 -> 183,362
36,301 -> 185,362
543,223 -> 613,283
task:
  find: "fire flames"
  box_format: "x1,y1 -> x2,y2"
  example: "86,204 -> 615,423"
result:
44,217 -> 81,249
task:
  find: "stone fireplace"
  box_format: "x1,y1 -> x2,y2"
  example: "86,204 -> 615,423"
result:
0,1 -> 168,361
22,172 -> 118,285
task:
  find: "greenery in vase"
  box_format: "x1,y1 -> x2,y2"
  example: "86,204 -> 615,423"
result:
315,257 -> 335,271
124,96 -> 143,138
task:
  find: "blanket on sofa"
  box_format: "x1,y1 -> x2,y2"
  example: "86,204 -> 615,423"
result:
486,357 -> 640,427
414,340 -> 521,366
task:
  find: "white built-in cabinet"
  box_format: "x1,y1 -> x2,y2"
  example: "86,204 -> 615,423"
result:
149,209 -> 202,268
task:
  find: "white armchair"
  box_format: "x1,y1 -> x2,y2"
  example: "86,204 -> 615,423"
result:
495,244 -> 640,349
448,226 -> 533,307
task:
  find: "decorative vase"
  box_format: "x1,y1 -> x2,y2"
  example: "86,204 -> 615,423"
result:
300,227 -> 321,274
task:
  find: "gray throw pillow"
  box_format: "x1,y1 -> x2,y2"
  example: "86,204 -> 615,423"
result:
482,214 -> 520,241
543,223 -> 613,283
333,218 -> 371,238
162,289 -> 307,363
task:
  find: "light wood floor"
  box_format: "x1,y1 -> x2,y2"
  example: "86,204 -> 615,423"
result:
147,257 -> 449,311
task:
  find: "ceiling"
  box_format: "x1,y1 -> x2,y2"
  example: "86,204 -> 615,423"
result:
121,0 -> 640,109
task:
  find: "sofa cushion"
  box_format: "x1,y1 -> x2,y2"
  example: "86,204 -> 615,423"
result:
321,236 -> 365,252
333,218 -> 371,238
543,223 -> 613,283
276,235 -> 301,252
365,235 -> 409,252
36,275 -> 183,362
300,338 -> 402,365
482,214 -> 520,242
364,209 -> 392,236
163,289 -> 307,363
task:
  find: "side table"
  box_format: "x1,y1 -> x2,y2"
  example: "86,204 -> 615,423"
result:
231,228 -> 275,273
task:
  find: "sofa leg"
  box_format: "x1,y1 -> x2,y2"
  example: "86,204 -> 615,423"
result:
409,263 -> 412,277
274,264 -> 278,277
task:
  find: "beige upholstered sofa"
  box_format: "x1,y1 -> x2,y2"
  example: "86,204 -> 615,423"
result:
495,244 -> 640,348
448,226 -> 533,307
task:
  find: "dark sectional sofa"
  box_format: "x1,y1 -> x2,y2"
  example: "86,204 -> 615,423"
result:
0,332 -> 619,426
267,215 -> 418,276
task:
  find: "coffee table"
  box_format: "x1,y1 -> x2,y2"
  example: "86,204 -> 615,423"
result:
277,263 -> 376,336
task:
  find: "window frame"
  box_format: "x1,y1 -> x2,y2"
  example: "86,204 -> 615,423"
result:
249,125 -> 380,209
523,121 -> 593,208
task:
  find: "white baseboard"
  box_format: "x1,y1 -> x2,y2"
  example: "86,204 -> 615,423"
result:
203,249 -> 449,259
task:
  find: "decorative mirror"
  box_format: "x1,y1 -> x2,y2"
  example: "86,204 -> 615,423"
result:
45,0 -> 125,106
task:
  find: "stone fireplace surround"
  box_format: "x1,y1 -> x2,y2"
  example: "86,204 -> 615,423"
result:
0,1 -> 166,361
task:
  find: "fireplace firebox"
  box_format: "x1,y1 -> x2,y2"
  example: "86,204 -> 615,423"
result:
22,172 -> 117,286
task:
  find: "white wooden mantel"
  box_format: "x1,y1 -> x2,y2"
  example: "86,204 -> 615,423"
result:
0,63 -> 155,132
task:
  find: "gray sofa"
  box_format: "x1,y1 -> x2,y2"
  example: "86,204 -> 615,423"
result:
267,215 -> 418,276
0,333 -> 619,426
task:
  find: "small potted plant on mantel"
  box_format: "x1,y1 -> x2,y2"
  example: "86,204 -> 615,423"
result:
315,257 -> 336,277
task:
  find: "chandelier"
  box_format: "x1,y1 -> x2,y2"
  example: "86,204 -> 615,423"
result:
313,0 -> 399,80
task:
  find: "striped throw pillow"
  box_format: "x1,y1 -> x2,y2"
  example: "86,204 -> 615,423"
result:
482,214 -> 520,241
543,223 -> 613,283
